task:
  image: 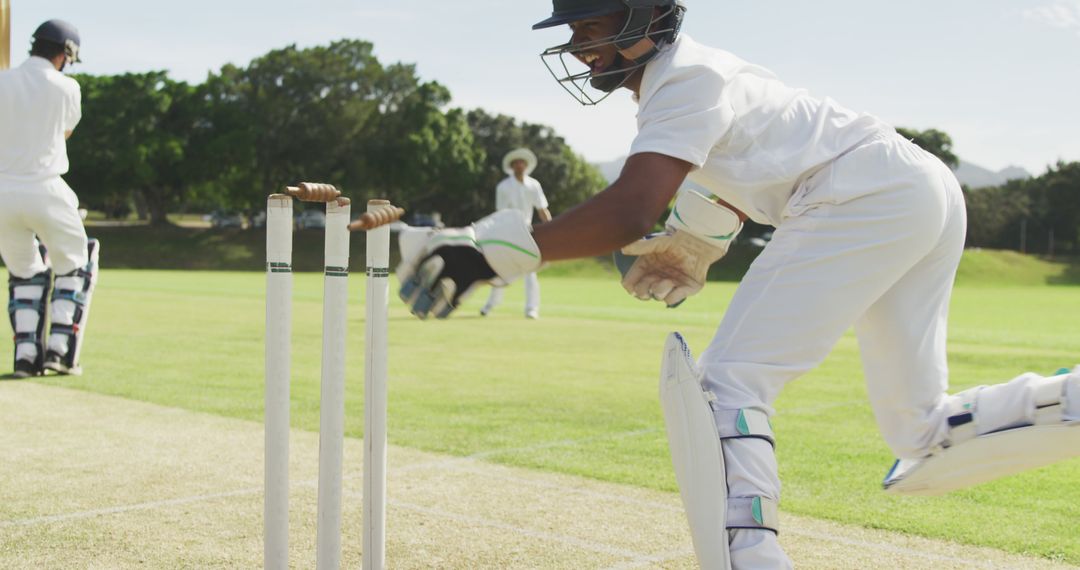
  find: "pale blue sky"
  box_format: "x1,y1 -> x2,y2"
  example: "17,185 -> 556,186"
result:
10,0 -> 1080,174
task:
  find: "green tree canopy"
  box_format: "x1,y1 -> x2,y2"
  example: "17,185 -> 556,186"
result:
896,127 -> 959,169
67,72 -> 198,225
964,160 -> 1080,254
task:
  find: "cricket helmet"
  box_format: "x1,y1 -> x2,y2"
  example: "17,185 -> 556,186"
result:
32,19 -> 82,64
534,0 -> 686,105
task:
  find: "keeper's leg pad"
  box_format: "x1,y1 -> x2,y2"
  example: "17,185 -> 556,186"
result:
884,366 -> 1080,496
8,267 -> 53,371
660,333 -> 782,569
45,238 -> 99,374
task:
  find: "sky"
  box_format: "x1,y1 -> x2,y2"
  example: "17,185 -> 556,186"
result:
9,0 -> 1080,175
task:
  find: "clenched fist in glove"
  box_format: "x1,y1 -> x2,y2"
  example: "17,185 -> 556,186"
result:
616,189 -> 743,308
397,210 -> 542,319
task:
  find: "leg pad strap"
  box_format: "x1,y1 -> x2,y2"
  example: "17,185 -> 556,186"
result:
8,269 -> 52,368
727,496 -> 780,533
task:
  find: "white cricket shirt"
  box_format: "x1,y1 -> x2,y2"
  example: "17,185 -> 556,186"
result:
495,175 -> 549,225
629,35 -> 889,227
0,57 -> 82,183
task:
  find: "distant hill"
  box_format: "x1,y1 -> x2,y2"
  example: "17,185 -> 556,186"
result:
594,156 -> 1032,189
954,161 -> 1031,189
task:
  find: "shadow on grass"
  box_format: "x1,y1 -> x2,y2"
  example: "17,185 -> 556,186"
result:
1046,255 -> 1080,285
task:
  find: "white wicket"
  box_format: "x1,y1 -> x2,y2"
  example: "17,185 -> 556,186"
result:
265,195 -> 294,570
316,199 -> 352,570
265,191 -> 400,570
363,200 -> 391,570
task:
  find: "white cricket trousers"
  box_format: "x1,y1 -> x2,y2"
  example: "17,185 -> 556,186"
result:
0,177 -> 88,277
698,132 -> 967,569
483,271 -> 540,315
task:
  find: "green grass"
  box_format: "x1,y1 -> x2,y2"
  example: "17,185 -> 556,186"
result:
3,267 -> 1078,564
955,248 -> 1080,286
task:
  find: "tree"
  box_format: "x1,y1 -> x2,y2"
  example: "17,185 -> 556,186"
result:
896,127 -> 959,169
67,40 -> 606,226
65,74 -> 131,218
364,81 -> 484,224
68,72 -> 199,225
1023,161 -> 1080,254
197,41 -> 388,211
466,109 -> 607,221
963,161 -> 1080,254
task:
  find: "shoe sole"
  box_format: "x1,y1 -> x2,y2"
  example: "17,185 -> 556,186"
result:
43,362 -> 81,376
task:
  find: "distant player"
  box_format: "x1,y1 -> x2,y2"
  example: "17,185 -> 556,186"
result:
0,20 -> 99,378
396,2 -> 1080,567
479,148 -> 552,319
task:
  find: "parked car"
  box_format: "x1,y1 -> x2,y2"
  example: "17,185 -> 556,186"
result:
249,210 -> 267,229
406,212 -> 444,228
295,209 -> 326,230
209,210 -> 244,229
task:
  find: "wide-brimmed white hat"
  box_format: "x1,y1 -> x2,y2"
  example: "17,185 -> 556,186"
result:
502,147 -> 538,176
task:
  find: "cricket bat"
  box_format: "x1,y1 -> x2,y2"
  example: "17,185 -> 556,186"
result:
0,0 -> 10,70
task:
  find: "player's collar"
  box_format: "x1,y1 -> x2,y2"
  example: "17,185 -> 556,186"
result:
24,56 -> 58,71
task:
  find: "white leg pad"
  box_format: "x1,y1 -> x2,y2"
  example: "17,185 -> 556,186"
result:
46,239 -> 99,373
660,332 -> 732,570
9,273 -> 51,364
885,367 -> 1080,496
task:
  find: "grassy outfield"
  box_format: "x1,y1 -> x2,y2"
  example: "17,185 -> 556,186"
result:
3,262 -> 1079,563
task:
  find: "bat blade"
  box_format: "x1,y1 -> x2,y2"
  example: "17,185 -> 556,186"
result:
0,0 -> 10,70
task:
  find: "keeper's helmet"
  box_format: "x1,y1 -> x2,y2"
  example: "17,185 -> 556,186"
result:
32,19 -> 82,66
533,0 -> 686,105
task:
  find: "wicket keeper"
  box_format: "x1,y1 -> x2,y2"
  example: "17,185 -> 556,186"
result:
397,2 -> 1080,567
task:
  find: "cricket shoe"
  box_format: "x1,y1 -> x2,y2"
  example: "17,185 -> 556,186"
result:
43,350 -> 80,376
12,359 -> 41,379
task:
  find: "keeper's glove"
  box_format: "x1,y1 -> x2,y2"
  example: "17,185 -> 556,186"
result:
616,190 -> 743,308
397,210 -> 541,319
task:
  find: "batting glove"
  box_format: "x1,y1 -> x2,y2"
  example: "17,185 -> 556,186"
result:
617,190 -> 742,308
397,210 -> 541,319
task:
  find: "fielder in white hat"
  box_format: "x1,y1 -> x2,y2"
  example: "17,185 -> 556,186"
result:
481,148 -> 551,319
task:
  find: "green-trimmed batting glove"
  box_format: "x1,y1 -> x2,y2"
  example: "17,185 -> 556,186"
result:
397,210 -> 542,319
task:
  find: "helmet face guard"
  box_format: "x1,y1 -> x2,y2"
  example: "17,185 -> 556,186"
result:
536,1 -> 685,105
62,40 -> 81,66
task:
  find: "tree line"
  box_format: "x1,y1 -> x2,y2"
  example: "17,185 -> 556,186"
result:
897,128 -> 1079,256
65,40 -> 606,227
63,40 -> 1077,256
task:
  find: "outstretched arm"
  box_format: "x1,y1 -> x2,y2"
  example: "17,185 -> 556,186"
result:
397,152 -> 692,318
533,152 -> 692,261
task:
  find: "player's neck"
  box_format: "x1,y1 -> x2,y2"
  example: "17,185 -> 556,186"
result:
514,173 -> 526,183
624,67 -> 644,97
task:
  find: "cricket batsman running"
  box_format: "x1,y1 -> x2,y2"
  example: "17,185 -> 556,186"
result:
1,20 -> 99,378
397,1 -> 1080,567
